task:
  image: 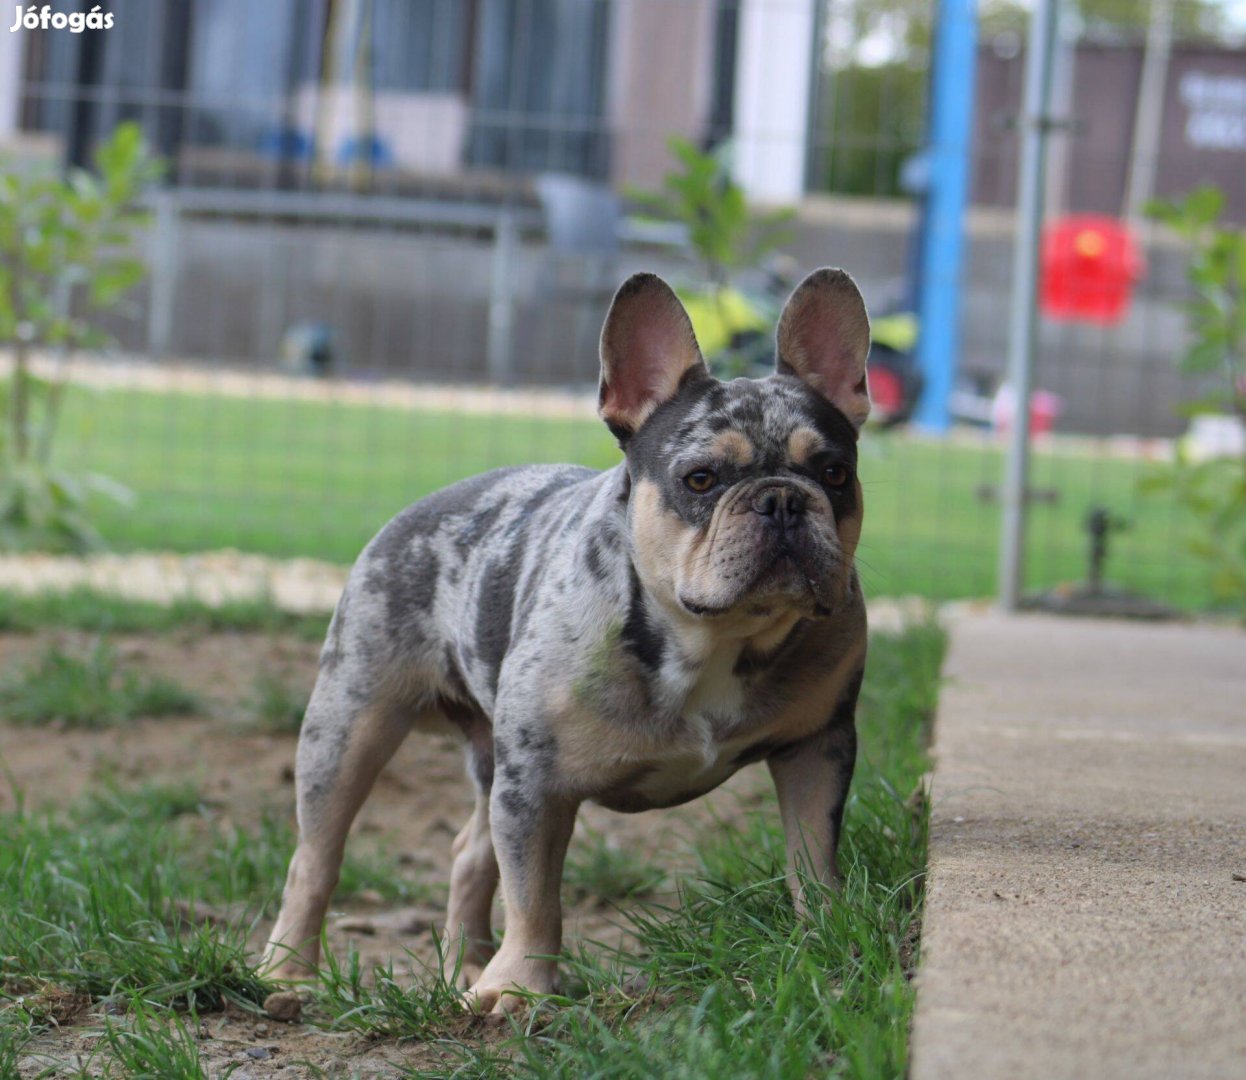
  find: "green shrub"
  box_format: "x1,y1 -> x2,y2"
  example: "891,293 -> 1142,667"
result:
0,122 -> 162,552
1146,188 -> 1246,616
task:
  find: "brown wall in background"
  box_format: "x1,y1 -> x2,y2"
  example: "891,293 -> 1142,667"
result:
607,0 -> 717,191
973,40 -> 1246,222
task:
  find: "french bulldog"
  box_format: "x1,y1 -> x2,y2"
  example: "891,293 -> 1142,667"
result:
263,267 -> 871,1014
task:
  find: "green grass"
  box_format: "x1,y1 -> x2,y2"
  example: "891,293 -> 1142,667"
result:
313,941 -> 469,1042
0,814 -> 269,1013
45,383 -> 1218,611
245,670 -> 310,734
0,1007 -> 29,1080
0,642 -> 200,728
0,587 -> 329,640
563,830 -> 668,907
0,623 -> 943,1077
92,999 -> 212,1080
0,778 -> 421,1018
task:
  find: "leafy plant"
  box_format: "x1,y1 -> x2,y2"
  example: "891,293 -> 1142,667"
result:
1146,187 -> 1246,614
630,138 -> 793,287
0,122 -> 162,552
629,138 -> 794,375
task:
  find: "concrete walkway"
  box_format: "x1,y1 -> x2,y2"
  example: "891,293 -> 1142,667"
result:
910,611 -> 1246,1080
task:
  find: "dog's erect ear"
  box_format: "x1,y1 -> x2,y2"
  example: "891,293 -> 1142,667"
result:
599,273 -> 708,440
776,267 -> 871,430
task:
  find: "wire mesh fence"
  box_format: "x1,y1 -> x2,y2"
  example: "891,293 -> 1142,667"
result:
1,0 -> 1243,615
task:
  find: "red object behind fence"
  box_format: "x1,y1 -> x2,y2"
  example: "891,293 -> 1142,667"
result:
1040,215 -> 1144,325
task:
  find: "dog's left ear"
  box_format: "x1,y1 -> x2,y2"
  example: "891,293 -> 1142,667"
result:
599,273 -> 708,441
776,267 -> 871,430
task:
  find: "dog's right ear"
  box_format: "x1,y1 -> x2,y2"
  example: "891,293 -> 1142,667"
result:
599,273 -> 708,441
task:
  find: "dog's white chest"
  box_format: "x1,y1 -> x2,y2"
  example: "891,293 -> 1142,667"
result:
667,644 -> 747,757
684,647 -> 744,723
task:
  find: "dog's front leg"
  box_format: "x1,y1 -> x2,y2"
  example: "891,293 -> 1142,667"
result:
767,690 -> 860,917
463,780 -> 578,1016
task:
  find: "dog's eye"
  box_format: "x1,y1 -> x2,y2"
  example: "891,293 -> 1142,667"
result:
684,470 -> 718,493
822,464 -> 849,488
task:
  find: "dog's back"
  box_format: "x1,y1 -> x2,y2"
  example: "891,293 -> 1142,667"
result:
320,463 -> 611,720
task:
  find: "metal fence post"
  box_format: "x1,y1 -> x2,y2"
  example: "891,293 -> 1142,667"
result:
998,0 -> 1060,611
1123,0 -> 1174,222
487,208 -> 518,386
146,191 -> 179,362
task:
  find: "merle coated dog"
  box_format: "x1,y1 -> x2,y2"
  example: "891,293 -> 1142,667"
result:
264,268 -> 871,1014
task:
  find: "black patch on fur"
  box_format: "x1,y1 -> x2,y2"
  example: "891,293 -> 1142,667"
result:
457,501 -> 507,552
369,468 -> 519,568
474,556 -> 520,695
584,535 -> 607,580
505,471 -> 597,644
822,667 -> 863,853
298,722 -> 352,804
496,788 -> 533,823
733,618 -> 806,678
624,377 -> 722,484
364,506 -> 445,639
726,393 -> 765,431
827,721 -> 857,851
509,470 -> 589,537
391,546 -> 440,634
593,775 -> 721,813
621,565 -> 665,669
830,667 -> 864,731
516,726 -> 558,775
732,647 -> 769,678
441,646 -> 473,703
733,736 -> 800,767
471,749 -> 494,790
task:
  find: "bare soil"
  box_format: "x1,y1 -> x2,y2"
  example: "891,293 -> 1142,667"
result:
1,628 -> 772,1078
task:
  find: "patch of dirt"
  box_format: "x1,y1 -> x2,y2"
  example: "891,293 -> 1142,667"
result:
1,628 -> 773,1078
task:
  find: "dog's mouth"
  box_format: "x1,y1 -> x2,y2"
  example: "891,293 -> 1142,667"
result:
677,595 -> 734,617
678,544 -> 844,620
750,547 -> 821,597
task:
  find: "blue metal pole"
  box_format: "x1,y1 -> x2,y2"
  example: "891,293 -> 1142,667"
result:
914,0 -> 979,433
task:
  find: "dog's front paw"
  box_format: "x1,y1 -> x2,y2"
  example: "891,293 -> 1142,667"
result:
463,952 -> 558,1017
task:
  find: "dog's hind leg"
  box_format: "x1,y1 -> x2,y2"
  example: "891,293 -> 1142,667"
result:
441,794 -> 499,987
439,709 -> 499,986
263,680 -> 411,980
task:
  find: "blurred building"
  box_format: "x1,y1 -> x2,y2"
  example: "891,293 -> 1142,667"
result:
0,3 -> 1239,438
0,0 -> 815,202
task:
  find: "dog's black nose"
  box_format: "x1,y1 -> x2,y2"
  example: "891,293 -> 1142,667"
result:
751,486 -> 806,529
